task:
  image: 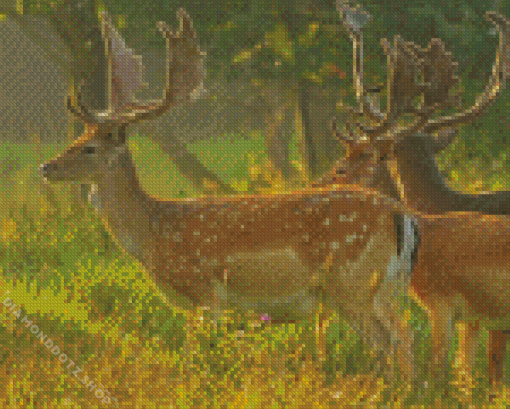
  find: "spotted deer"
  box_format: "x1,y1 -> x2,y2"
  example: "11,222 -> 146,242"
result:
315,2 -> 510,387
39,9 -> 429,381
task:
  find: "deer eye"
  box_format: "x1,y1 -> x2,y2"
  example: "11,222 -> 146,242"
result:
82,146 -> 97,155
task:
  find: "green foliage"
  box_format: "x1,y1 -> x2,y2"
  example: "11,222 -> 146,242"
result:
18,0 -> 68,15
361,0 -> 501,79
96,0 -> 508,93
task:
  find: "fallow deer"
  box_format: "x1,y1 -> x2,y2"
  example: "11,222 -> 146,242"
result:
315,1 -> 510,387
39,9 -> 424,382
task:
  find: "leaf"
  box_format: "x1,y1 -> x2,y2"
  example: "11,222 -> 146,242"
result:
116,15 -> 126,30
231,179 -> 249,192
298,22 -> 320,46
233,49 -> 255,64
212,20 -> 236,32
320,63 -> 347,79
303,71 -> 322,84
264,22 -> 294,62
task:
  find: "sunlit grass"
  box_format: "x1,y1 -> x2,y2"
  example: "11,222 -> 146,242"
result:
0,132 -> 508,408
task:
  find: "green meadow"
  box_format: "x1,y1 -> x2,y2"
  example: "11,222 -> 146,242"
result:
0,114 -> 508,407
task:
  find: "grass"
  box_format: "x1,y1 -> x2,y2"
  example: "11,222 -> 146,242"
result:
0,130 -> 508,408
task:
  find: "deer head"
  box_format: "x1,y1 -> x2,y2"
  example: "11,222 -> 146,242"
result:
40,9 -> 206,184
315,7 -> 509,199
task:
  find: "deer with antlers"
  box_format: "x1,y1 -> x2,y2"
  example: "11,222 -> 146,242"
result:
38,7 -> 510,392
39,9 -> 433,382
314,1 -> 510,388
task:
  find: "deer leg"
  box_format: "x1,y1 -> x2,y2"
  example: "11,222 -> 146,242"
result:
315,302 -> 331,364
488,330 -> 507,387
459,321 -> 480,377
315,253 -> 336,364
212,271 -> 228,324
373,293 -> 415,381
177,277 -> 227,380
338,301 -> 395,380
321,262 -> 391,372
372,251 -> 416,382
427,295 -> 454,382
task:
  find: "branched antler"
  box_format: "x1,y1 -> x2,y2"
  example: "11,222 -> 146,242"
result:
358,35 -> 429,137
67,9 -> 206,127
420,11 -> 509,134
337,4 -> 509,145
120,9 -> 206,124
337,2 -> 428,139
410,38 -> 461,111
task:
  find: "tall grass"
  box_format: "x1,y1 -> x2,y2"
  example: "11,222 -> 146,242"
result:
0,131 -> 507,408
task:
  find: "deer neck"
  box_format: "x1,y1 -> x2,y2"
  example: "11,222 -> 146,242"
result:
88,147 -> 155,263
388,134 -> 472,214
370,164 -> 401,202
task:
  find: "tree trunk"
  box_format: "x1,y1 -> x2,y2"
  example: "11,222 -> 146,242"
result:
166,144 -> 237,195
300,80 -> 317,177
298,79 -> 340,179
267,103 -> 295,179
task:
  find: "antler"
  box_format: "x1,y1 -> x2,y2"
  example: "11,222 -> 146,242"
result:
420,11 -> 509,134
337,6 -> 508,147
360,36 -> 430,137
409,38 -> 461,111
336,1 -> 381,120
66,80 -> 96,123
337,1 -> 429,139
120,9 -> 206,124
67,9 -> 206,126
